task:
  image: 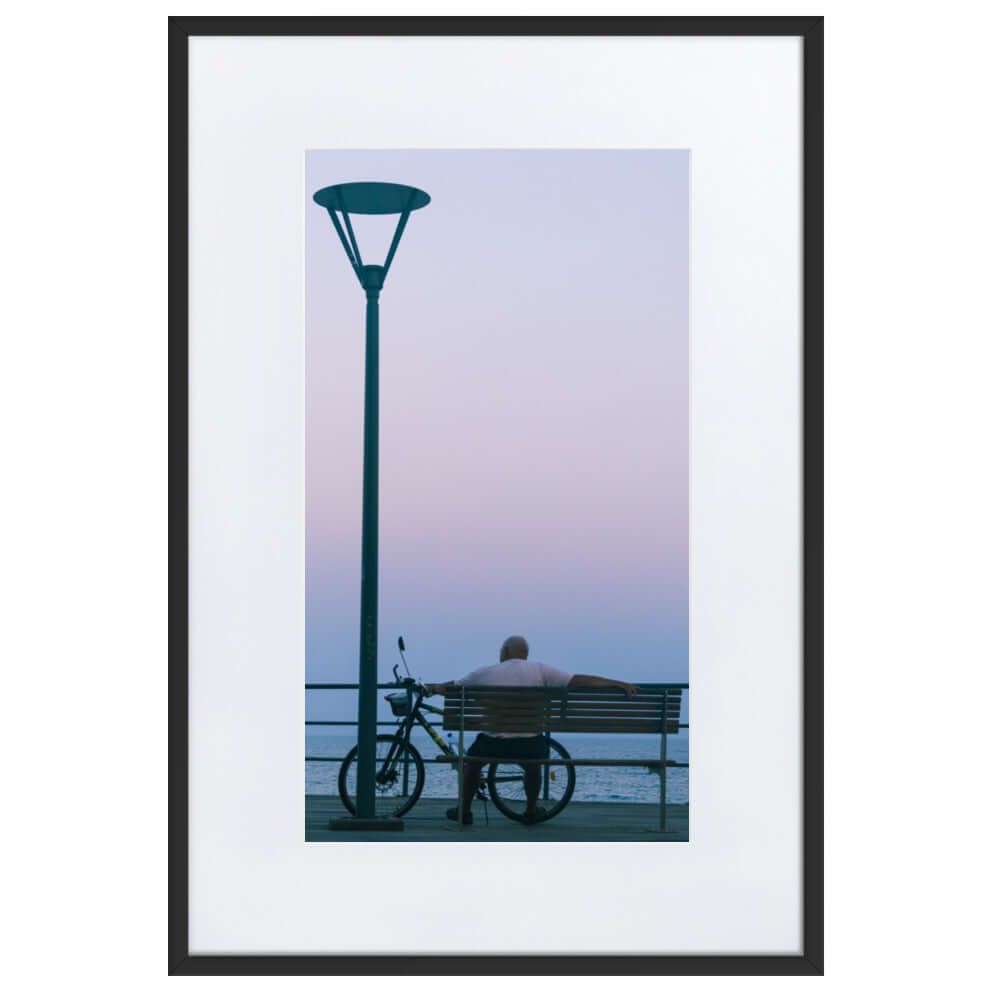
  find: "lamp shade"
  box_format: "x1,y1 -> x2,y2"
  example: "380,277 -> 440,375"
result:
313,181 -> 431,284
313,181 -> 431,215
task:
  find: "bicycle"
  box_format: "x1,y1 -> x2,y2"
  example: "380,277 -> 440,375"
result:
337,637 -> 576,823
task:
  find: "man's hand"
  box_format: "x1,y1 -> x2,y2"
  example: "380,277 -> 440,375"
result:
568,674 -> 640,697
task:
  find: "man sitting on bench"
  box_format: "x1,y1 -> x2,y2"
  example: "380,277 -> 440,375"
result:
424,635 -> 638,825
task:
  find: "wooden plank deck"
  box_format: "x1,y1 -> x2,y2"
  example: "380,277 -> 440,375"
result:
306,796 -> 689,842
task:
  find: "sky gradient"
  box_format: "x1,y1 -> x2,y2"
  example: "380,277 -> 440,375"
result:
306,150 -> 688,695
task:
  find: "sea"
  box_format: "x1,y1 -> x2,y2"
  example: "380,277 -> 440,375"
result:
305,728 -> 689,804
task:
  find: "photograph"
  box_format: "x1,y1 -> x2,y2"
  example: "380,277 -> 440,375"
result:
304,149 -> 690,842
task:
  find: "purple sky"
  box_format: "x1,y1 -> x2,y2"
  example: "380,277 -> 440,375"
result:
306,150 -> 688,690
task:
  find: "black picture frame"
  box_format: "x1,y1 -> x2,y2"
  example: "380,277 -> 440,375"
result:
169,15 -> 823,975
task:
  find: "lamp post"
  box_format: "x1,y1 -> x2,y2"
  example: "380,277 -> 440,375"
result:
313,181 -> 431,828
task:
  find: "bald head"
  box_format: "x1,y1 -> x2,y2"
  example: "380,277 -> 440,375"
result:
499,635 -> 529,662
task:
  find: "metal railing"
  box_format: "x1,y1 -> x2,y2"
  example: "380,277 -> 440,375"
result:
305,681 -> 689,766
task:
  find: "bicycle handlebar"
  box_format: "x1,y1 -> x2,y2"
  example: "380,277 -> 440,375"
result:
394,676 -> 431,701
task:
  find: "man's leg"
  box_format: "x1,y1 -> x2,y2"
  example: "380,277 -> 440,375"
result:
460,760 -> 483,817
523,763 -> 542,817
521,736 -> 549,820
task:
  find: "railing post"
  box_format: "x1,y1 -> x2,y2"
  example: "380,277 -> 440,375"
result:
659,690 -> 669,833
401,685 -> 412,797
457,686 -> 465,826
543,730 -> 551,801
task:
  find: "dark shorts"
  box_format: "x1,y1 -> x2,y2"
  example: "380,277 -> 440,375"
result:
466,733 -> 548,761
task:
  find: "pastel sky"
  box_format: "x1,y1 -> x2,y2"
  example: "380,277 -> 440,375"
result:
306,150 -> 688,696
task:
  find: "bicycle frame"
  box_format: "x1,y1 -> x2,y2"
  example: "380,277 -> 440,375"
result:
378,683 -> 453,783
400,690 -> 451,756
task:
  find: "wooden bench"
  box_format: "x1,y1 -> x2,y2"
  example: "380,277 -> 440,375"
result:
442,685 -> 684,831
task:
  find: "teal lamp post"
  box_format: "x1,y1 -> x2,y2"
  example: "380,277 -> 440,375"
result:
313,181 -> 431,828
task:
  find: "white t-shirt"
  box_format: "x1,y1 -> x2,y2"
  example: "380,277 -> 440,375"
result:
455,659 -> 573,738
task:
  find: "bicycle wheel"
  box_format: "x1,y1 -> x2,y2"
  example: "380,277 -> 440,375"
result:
487,737 -> 575,823
338,735 -> 425,818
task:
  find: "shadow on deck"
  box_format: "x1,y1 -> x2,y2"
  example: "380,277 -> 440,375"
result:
306,795 -> 689,842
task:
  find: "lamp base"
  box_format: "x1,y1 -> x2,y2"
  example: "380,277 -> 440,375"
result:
328,816 -> 404,832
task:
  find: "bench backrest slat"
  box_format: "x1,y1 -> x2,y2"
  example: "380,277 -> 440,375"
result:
441,686 -> 683,735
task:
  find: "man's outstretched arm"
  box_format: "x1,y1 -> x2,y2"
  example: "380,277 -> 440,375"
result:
568,674 -> 639,698
422,681 -> 454,696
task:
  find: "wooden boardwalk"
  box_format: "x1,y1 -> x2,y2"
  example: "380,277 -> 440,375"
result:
306,796 -> 689,842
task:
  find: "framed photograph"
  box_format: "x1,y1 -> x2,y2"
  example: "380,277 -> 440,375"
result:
170,16 -> 823,973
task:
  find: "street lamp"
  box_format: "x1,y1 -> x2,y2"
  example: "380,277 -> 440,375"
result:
313,181 -> 431,829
